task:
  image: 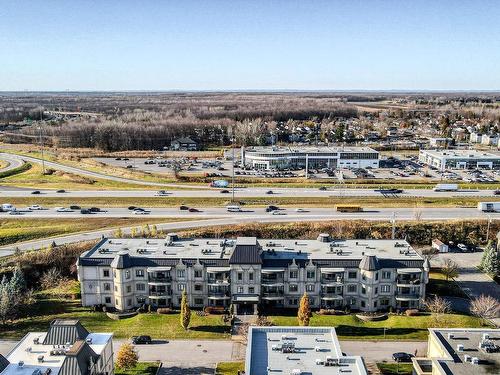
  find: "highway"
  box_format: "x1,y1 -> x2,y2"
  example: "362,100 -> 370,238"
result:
0,187 -> 498,198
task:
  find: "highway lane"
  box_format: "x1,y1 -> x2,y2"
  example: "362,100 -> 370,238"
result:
0,207 -> 497,257
0,187 -> 498,198
0,206 -> 497,220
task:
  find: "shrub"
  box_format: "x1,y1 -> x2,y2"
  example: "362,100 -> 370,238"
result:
204,306 -> 226,314
405,309 -> 420,316
156,308 -> 173,314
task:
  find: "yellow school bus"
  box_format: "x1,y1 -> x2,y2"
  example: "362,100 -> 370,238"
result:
335,204 -> 363,212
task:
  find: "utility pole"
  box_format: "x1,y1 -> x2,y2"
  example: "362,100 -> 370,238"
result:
231,134 -> 235,203
391,212 -> 396,239
38,109 -> 46,175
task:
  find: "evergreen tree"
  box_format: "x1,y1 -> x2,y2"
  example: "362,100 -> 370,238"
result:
480,241 -> 500,276
297,292 -> 311,326
180,290 -> 191,330
9,267 -> 26,295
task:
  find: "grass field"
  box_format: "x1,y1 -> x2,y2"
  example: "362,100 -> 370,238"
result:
215,362 -> 244,375
2,195 -> 499,209
377,362 -> 413,375
268,312 -> 485,341
115,362 -> 160,375
0,217 -> 195,246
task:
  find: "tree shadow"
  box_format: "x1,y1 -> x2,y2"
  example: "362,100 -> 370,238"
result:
189,325 -> 231,334
158,366 -> 215,375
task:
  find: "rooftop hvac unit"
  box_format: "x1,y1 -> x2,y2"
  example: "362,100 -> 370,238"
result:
483,333 -> 490,340
472,357 -> 479,365
457,344 -> 464,352
18,361 -> 24,368
291,370 -> 302,375
448,333 -> 454,339
464,355 -> 471,362
315,346 -> 321,352
37,355 -> 44,362
315,359 -> 324,365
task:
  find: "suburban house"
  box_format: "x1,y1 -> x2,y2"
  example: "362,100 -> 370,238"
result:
77,234 -> 429,315
170,137 -> 198,151
432,239 -> 449,253
0,320 -> 114,375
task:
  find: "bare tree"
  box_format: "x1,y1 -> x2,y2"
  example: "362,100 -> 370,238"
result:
441,258 -> 459,281
421,248 -> 439,263
470,295 -> 500,321
424,296 -> 451,315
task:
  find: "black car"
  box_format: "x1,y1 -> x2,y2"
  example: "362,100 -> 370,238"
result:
265,205 -> 279,212
89,207 -> 101,212
179,205 -> 189,210
392,352 -> 413,362
31,190 -> 41,195
128,206 -> 137,210
56,189 -> 66,193
266,190 -> 274,195
220,189 -> 230,194
80,209 -> 91,214
131,335 -> 152,345
319,186 -> 328,191
69,205 -> 81,210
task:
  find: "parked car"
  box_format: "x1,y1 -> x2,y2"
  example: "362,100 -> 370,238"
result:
80,209 -> 91,214
9,210 -> 22,215
266,190 -> 274,195
128,206 -> 137,210
131,335 -> 152,345
392,352 -> 413,362
133,209 -> 149,215
272,210 -> 286,215
89,207 -> 101,212
295,208 -> 308,212
319,187 -> 328,191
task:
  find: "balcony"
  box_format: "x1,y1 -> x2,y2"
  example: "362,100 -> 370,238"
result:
262,292 -> 285,300
207,278 -> 230,286
321,276 -> 344,286
396,277 -> 421,286
148,277 -> 172,284
320,294 -> 344,301
395,293 -> 420,301
261,277 -> 284,285
149,291 -> 172,297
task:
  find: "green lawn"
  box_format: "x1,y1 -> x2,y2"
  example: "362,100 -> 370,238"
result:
215,362 -> 245,375
0,297 -> 231,340
269,312 -> 485,341
115,362 -> 160,375
377,362 -> 413,375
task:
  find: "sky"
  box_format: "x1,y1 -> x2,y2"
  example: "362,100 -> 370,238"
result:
0,0 -> 499,91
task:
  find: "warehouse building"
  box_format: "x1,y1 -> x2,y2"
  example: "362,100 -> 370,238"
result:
245,326 -> 367,375
77,234 -> 429,314
241,146 -> 379,170
419,149 -> 500,171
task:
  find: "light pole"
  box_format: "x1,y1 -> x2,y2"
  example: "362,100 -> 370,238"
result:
486,215 -> 492,242
231,136 -> 235,203
391,212 -> 396,239
38,125 -> 46,175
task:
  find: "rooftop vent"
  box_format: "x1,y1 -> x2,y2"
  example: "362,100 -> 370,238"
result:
464,355 -> 471,362
457,344 -> 464,352
166,233 -> 179,243
18,361 -> 24,368
37,355 -> 44,362
472,357 -> 479,365
448,333 -> 454,339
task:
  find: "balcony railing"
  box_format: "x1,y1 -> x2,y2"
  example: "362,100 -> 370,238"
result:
396,278 -> 421,285
149,291 -> 172,297
321,277 -> 344,284
148,277 -> 172,283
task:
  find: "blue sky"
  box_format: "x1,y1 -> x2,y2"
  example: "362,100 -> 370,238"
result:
0,0 -> 499,91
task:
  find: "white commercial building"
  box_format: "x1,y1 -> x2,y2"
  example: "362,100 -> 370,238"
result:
245,326 -> 367,375
241,146 -> 379,170
419,149 -> 500,171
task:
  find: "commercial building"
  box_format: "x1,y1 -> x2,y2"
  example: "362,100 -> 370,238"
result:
77,234 -> 429,314
0,320 -> 114,375
169,137 -> 198,151
412,328 -> 500,375
245,326 -> 367,375
419,149 -> 500,171
241,146 -> 379,170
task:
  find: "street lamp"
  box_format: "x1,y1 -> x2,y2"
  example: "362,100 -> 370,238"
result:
391,212 -> 396,239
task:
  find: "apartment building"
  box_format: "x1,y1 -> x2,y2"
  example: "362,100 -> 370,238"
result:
412,328 -> 500,375
0,320 -> 114,375
241,145 -> 379,170
245,326 -> 367,375
77,234 -> 429,314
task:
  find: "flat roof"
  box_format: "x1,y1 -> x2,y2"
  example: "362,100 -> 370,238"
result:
245,145 -> 378,154
245,326 -> 367,375
3,331 -> 112,375
426,328 -> 500,375
80,237 -> 424,268
420,149 -> 500,159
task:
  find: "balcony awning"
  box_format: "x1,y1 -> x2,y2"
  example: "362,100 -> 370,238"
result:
147,267 -> 171,272
396,268 -> 422,274
262,296 -> 285,301
262,282 -> 284,287
148,295 -> 171,299
208,295 -> 231,300
206,267 -> 230,273
232,294 -> 259,302
320,268 -> 345,273
261,268 -> 286,273
148,281 -> 172,285
321,295 -> 344,300
395,295 -> 420,301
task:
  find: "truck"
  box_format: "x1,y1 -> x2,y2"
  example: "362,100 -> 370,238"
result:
1,203 -> 16,212
477,202 -> 500,212
433,183 -> 458,192
336,205 -> 363,213
209,179 -> 229,188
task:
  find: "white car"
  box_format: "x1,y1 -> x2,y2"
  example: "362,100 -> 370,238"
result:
295,208 -> 308,212
133,209 -> 150,215
272,210 -> 286,215
28,205 -> 43,210
55,207 -> 72,212
155,190 -> 169,196
9,210 -> 22,215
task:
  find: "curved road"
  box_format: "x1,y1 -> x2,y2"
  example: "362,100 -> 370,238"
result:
0,153 -> 24,173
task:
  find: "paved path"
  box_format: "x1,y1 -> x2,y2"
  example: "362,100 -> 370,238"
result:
0,153 -> 24,173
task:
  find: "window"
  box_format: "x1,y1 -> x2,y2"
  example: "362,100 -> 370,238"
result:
362,274 -> 366,281
127,298 -> 132,307
374,301 -> 378,308
136,269 -> 144,277
105,297 -> 111,304
382,271 -> 391,280
194,270 -> 202,278
194,284 -> 202,291
289,270 -> 298,279
309,298 -> 314,305
237,272 -> 243,281
194,298 -> 204,305
126,285 -> 132,293
381,285 -> 391,293
248,287 -> 255,294
103,269 -> 110,277
237,286 -> 244,293
177,270 -> 185,279
136,283 -> 145,291
349,298 -> 356,306
306,284 -> 314,292
307,270 -> 315,279
289,284 -> 298,292
375,272 -> 379,281
380,298 -> 389,306
115,298 -> 119,306
348,271 -> 357,279
347,285 -> 357,293
249,272 -> 254,281
178,283 -> 185,291
361,285 -> 366,295
113,271 -> 117,278
137,296 -> 146,304
114,285 -> 118,292
125,270 -> 131,279
361,300 -> 366,308
288,299 -> 298,305
104,283 -> 111,291
374,287 -> 378,295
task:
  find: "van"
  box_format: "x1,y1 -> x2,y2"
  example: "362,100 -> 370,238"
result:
227,205 -> 241,212
1,203 -> 15,212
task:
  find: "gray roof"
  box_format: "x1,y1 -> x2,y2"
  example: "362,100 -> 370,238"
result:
0,355 -> 9,373
43,320 -> 90,346
359,255 -> 380,271
110,251 -> 132,269
60,340 -> 99,375
229,244 -> 262,264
